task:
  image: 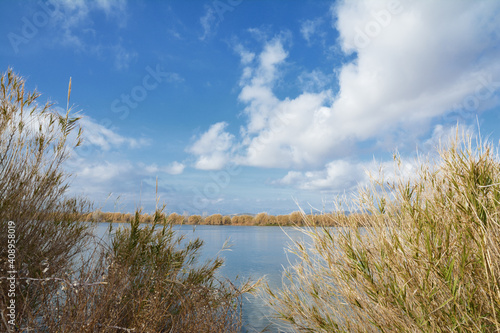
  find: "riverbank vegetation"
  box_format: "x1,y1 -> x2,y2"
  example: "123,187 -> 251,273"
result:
0,69 -> 253,332
265,132 -> 500,332
82,210 -> 367,227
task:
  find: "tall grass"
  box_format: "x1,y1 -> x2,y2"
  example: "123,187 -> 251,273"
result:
0,68 -> 93,329
265,130 -> 500,332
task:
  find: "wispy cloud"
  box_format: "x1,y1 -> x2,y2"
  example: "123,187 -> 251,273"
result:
53,0 -> 127,45
95,0 -> 127,19
199,5 -> 218,41
78,160 -> 133,183
66,157 -> 187,211
40,0 -> 132,67
297,69 -> 334,93
300,17 -> 324,44
112,42 -> 138,70
136,161 -> 185,175
78,116 -> 149,151
199,1 -> 244,41
273,157 -> 419,192
163,161 -> 186,175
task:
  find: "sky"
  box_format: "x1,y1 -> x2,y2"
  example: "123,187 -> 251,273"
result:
1,0 -> 500,215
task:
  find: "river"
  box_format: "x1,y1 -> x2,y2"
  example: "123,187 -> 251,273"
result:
94,223 -> 311,333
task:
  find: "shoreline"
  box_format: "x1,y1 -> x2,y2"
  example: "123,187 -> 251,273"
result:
81,211 -> 367,227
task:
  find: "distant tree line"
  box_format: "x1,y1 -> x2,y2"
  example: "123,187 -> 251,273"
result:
82,210 -> 368,227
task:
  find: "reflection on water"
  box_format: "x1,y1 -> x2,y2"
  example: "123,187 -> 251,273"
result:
94,223 -> 309,332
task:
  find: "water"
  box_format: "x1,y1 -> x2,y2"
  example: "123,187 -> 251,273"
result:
93,223 -> 311,332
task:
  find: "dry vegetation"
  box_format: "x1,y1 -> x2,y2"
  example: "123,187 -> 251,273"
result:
0,69 -> 254,332
85,210 -> 360,227
265,132 -> 500,332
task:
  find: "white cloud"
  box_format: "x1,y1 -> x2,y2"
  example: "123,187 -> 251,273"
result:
78,160 -> 133,182
113,42 -> 137,70
49,0 -> 130,59
95,0 -> 127,17
66,158 -> 186,210
234,44 -> 255,65
275,159 -> 365,191
65,158 -> 134,199
421,123 -> 476,154
273,123 -> 477,192
229,1 -> 500,170
275,157 -> 419,192
298,69 -> 333,92
330,0 -> 500,141
300,18 -> 324,44
163,161 -> 185,175
185,0 -> 500,209
78,116 -> 149,151
199,6 -> 217,41
187,122 -> 234,170
137,161 -> 185,175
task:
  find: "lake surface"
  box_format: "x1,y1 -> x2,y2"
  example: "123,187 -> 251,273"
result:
94,223 -> 311,333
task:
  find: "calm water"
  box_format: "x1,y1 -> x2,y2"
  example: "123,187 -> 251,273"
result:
94,223 -> 311,333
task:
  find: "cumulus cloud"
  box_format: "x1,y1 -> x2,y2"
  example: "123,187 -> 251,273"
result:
234,36 -> 343,168
186,0 -> 500,199
331,0 -> 500,140
226,1 -> 500,169
187,122 -> 234,170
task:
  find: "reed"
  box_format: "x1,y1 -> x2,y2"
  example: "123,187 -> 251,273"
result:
0,68 -> 93,330
27,207 -> 255,332
264,129 -> 500,332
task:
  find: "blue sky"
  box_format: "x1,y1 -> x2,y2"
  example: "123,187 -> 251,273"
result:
1,0 -> 500,215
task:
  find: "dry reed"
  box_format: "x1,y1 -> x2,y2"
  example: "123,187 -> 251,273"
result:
265,129 -> 500,332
